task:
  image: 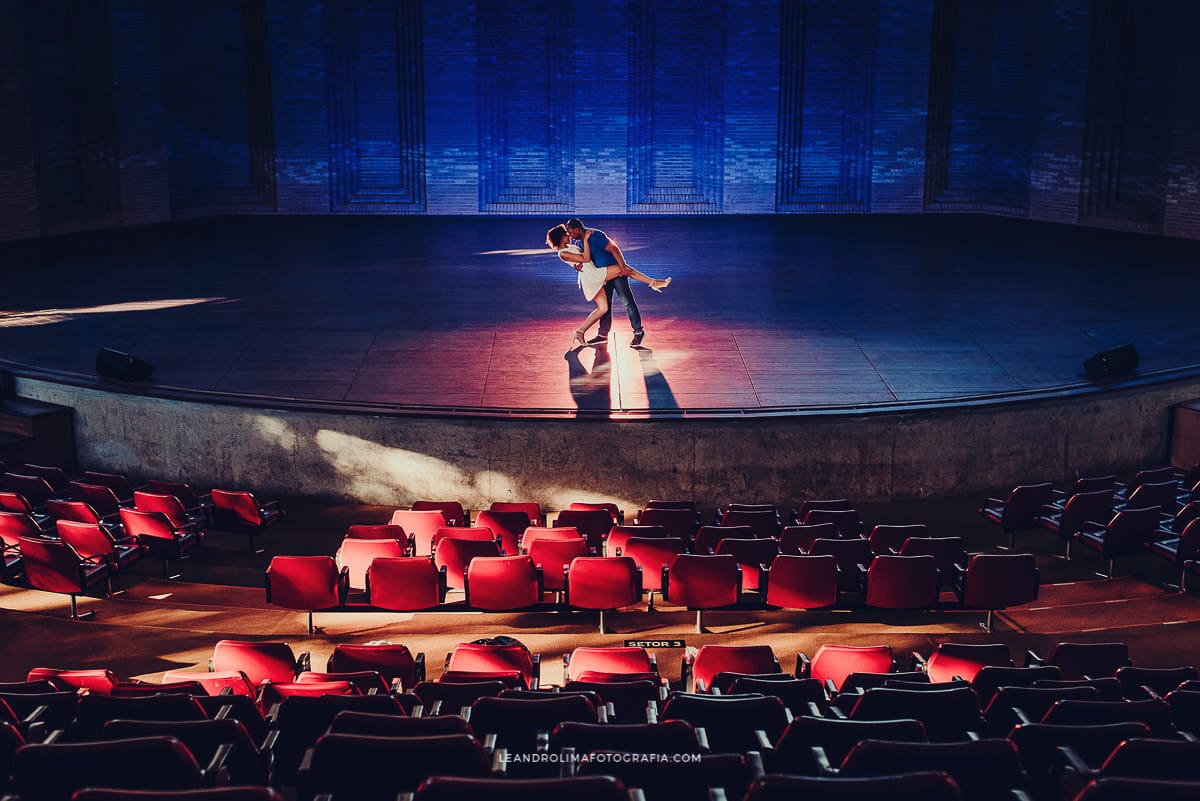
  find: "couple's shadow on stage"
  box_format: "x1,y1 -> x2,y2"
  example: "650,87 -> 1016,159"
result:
565,344 -> 679,411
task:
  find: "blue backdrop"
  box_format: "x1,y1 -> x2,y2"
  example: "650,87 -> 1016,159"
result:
1,0 -> 1198,240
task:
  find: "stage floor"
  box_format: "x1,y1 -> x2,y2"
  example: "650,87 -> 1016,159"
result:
1,215 -> 1197,415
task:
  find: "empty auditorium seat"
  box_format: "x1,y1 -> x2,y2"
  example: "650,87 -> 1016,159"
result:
688,644 -> 780,693
365,556 -> 447,611
660,691 -> 790,753
621,536 -> 686,608
1025,642 -> 1132,679
463,554 -> 542,611
327,642 -> 425,689
858,554 -> 939,610
1038,488 -> 1116,558
762,554 -> 839,610
952,552 -> 1040,632
435,537 -> 504,590
19,534 -> 111,620
489,500 -> 544,526
473,509 -> 530,555
778,522 -> 839,555
980,482 -> 1055,550
55,519 -> 142,573
799,644 -> 896,692
1074,506 -> 1164,577
662,553 -> 742,633
769,716 -> 928,775
446,639 -> 539,689
210,488 -> 283,550
565,557 -> 643,633
211,639 -> 309,688
264,555 -> 348,634
412,499 -> 468,526
336,535 -> 409,591
917,642 -> 1014,684
118,506 -> 201,580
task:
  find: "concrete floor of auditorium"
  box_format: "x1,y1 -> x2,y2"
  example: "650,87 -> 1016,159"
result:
2,487 -> 1197,685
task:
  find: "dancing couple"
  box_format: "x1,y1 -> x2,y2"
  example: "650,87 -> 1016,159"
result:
545,218 -> 671,353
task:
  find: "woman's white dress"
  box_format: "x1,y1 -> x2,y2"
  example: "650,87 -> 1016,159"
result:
561,245 -> 606,301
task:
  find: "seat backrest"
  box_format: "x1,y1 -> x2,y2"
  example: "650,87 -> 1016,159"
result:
488,501 -> 543,526
435,538 -> 504,589
7,474 -> 55,507
635,507 -> 699,541
809,644 -> 895,691
867,523 -> 929,555
764,554 -> 839,610
660,692 -> 790,752
55,519 -> 116,561
795,498 -> 853,518
527,537 -> 590,589
70,693 -> 208,740
1009,721 -> 1150,784
801,508 -> 862,536
0,510 -> 41,545
412,500 -> 467,526
562,679 -> 660,722
665,553 -> 741,609
604,524 -> 664,557
304,732 -> 490,798
144,479 -> 203,509
723,676 -> 827,712
692,644 -> 779,692
924,643 -> 1014,684
897,537 -> 965,575
984,685 -> 1099,734
773,715 -> 928,771
328,709 -> 472,737
366,556 -> 445,611
568,502 -> 621,523
210,489 -> 266,529
849,686 -> 983,741
388,509 -> 447,556
474,509 -> 530,555
807,536 -> 872,568
211,640 -> 298,687
694,525 -> 756,554
566,557 -> 642,610
12,736 -> 205,801
68,481 -> 122,517
101,718 -> 263,785
970,665 -> 1062,707
413,680 -> 506,713
778,522 -> 838,554
118,507 -> 177,541
448,641 -> 535,685
265,555 -> 342,610
714,537 -> 779,566
1032,677 -> 1125,700
430,526 -> 497,552
25,668 -> 118,695
566,647 -> 653,682
1073,777 -> 1200,801
1057,490 -> 1117,537
80,471 -> 135,502
337,536 -> 408,590
719,509 -> 782,538
554,509 -> 614,550
346,523 -> 409,540
863,554 -> 939,609
999,483 -> 1055,527
1042,698 -> 1174,736
1116,666 -> 1199,700
1096,738 -> 1200,780
328,643 -> 417,687
622,537 -> 686,591
550,719 -> 702,755
45,499 -> 101,524
1101,506 -> 1163,555
161,669 -> 256,697
959,553 -> 1039,608
464,554 -> 541,610
19,535 -> 89,593
133,491 -> 190,527
1127,480 -> 1179,510
469,695 -> 597,750
0,492 -> 37,516
837,738 -> 1025,797
1047,642 -> 1132,679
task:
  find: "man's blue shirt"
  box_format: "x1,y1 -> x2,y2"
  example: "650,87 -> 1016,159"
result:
587,229 -> 616,268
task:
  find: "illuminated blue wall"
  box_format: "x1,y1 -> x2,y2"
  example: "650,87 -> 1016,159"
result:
1,0 -> 1198,239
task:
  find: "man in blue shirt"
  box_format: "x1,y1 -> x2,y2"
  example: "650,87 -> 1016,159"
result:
565,218 -> 645,347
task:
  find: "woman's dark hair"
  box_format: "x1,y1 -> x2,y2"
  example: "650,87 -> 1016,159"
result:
546,224 -> 570,248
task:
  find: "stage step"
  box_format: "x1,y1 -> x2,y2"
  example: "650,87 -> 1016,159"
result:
0,396 -> 76,469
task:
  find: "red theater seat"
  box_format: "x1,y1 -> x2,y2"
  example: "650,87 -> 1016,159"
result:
763,554 -> 839,610
621,536 -> 686,608
953,552 -> 1040,631
327,642 -> 425,689
1026,641 -> 1132,680
55,519 -> 142,573
635,506 -> 700,542
798,644 -> 896,692
604,524 -> 665,557
118,507 -> 201,580
1038,489 -> 1116,558
446,640 -> 539,689
689,644 -> 780,693
489,500 -> 543,526
917,642 -> 1014,684
660,691 -> 790,753
211,639 -> 308,688
434,537 -> 503,590
265,555 -> 349,634
662,553 -> 742,633
859,554 -> 940,610
565,556 -> 643,633
769,716 -> 928,775
474,509 -> 530,555
866,523 -> 930,555
210,488 -> 283,550
808,537 -> 873,592
416,776 -> 629,801
412,499 -> 468,526
563,646 -> 657,683
68,481 -> 125,521
693,524 -> 755,555
336,535 -> 409,590
801,508 -> 862,537
19,534 -> 111,620
720,507 -> 782,538
979,481 -> 1055,550
142,479 -> 214,522
463,554 -> 542,611
161,668 -> 256,697
365,556 -> 447,611
1074,505 -> 1164,577
26,667 -> 119,695
778,522 -> 839,555
11,736 -> 214,800
714,536 -> 779,591
554,508 -> 614,552
80,471 -> 137,503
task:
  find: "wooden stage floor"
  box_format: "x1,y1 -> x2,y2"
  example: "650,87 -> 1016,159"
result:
1,214 -> 1197,416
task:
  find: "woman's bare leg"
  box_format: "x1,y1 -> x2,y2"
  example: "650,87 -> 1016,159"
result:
603,264 -> 670,291
570,294 -> 609,350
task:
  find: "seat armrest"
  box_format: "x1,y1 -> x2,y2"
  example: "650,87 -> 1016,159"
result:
490,746 -> 507,776
745,750 -> 765,780
297,746 -> 316,775
415,651 -> 427,683
708,789 -> 728,801
795,652 -> 811,678
295,651 -> 311,675
645,702 -> 658,724
260,728 -> 280,753
911,651 -> 928,671
810,745 -> 837,775
202,742 -> 234,786
1025,650 -> 1045,667
560,746 -> 578,777
1078,521 -> 1106,535
695,726 -> 710,752
1011,707 -> 1035,725
536,729 -> 550,753
753,729 -> 773,750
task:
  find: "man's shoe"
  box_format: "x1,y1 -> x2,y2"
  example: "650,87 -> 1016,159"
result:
586,335 -> 607,345
630,332 -> 645,347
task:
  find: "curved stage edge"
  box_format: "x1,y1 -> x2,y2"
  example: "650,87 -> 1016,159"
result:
11,362 -> 1200,509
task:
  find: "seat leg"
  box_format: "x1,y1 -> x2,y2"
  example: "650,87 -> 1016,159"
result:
598,609 -> 607,635
307,611 -> 315,635
695,609 -> 704,634
979,609 -> 994,633
647,590 -> 656,611
69,594 -> 95,621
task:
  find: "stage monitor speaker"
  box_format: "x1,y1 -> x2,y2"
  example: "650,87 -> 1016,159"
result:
1083,343 -> 1138,378
96,348 -> 154,382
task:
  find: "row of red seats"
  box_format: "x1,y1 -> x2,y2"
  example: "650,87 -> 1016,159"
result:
5,640 -> 1200,800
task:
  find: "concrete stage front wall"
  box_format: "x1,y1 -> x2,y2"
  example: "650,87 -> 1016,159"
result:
16,376 -> 1200,511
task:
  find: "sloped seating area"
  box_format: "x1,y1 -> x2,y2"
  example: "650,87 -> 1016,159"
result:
2,639 -> 1199,801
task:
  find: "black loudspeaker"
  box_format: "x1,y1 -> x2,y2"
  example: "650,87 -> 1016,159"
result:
1083,343 -> 1138,378
96,348 -> 155,382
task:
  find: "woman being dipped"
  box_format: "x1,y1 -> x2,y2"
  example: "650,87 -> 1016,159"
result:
546,223 -> 670,351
